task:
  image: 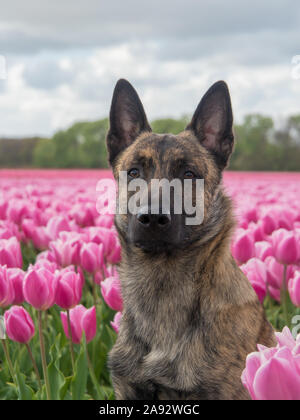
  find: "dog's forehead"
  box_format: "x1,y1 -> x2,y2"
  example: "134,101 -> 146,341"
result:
127,132 -> 204,162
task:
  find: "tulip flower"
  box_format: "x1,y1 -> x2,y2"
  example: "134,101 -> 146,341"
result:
264,256 -> 297,301
80,242 -> 104,273
23,268 -> 58,310
4,306 -> 41,387
0,237 -> 23,268
6,200 -> 30,225
50,233 -> 81,267
0,265 -> 15,307
255,241 -> 273,261
111,311 -> 122,334
7,268 -> 25,305
93,265 -> 111,284
262,213 -> 278,235
33,259 -> 58,273
55,270 -> 83,309
240,258 -> 267,303
22,219 -> 50,250
36,249 -> 57,264
272,229 -> 300,265
46,216 -> 71,241
0,220 -> 20,240
288,271 -> 300,307
242,327 -> 300,400
231,229 -> 255,264
0,199 -> 7,220
87,227 -> 121,264
101,275 -> 123,311
60,305 -> 96,344
96,214 -> 114,229
4,306 -> 35,343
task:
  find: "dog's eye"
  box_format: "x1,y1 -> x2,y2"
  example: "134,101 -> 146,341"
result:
184,170 -> 196,179
128,168 -> 140,178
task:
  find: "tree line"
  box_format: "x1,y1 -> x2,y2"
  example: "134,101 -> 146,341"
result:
0,114 -> 300,171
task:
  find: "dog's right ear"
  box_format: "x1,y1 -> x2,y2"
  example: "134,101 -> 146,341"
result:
106,79 -> 151,166
186,81 -> 234,170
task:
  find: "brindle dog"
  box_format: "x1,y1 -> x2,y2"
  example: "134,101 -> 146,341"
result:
106,79 -> 276,400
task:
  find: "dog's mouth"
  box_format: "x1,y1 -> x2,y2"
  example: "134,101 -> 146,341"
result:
133,239 -> 178,255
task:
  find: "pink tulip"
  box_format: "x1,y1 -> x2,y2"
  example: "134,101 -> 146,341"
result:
93,265 -> 112,284
272,229 -> 300,265
242,327 -> 300,400
0,266 -> 15,307
111,311 -> 122,333
70,203 -> 96,227
101,275 -> 123,311
50,233 -> 81,267
22,219 -> 50,250
80,242 -> 104,273
96,214 -> 114,229
60,305 -> 96,344
231,229 -> 255,264
4,306 -> 35,343
87,227 -> 121,264
0,237 -> 23,268
46,216 -> 71,241
0,221 -> 20,240
288,271 -> 300,307
240,258 -> 267,303
6,200 -> 30,225
275,326 -> 300,350
33,259 -> 58,273
262,213 -> 278,235
0,199 -> 7,219
23,268 -> 58,310
265,256 -> 296,288
7,268 -> 25,305
36,249 -> 57,263
55,270 -> 83,309
248,222 -> 265,242
255,241 -> 273,261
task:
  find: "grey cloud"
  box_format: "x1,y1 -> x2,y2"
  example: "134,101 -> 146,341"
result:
0,0 -> 299,60
23,60 -> 75,90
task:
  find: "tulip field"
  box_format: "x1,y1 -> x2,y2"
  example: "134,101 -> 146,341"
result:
0,169 -> 300,400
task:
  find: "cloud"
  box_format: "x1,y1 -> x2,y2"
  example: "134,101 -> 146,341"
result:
0,0 -> 299,136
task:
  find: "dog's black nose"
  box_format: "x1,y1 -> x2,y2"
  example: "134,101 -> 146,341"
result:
137,208 -> 171,228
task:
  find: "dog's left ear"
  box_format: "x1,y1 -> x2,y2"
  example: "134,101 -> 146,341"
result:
186,81 -> 234,170
106,79 -> 152,166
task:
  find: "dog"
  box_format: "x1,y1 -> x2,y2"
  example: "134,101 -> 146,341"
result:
106,79 -> 276,400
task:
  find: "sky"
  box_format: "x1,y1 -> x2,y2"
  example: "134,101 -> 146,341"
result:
0,0 -> 300,137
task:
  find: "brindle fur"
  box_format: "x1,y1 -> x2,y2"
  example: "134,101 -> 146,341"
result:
106,79 -> 276,400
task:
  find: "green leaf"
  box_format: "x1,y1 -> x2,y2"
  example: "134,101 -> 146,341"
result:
71,339 -> 88,400
47,334 -> 66,400
15,366 -> 34,400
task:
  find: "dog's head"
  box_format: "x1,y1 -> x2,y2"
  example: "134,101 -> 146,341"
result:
106,79 -> 234,255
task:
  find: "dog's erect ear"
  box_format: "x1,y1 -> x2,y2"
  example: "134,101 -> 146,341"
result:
106,79 -> 151,166
186,81 -> 234,170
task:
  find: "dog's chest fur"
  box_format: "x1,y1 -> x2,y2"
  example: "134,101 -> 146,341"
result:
110,246 -> 275,400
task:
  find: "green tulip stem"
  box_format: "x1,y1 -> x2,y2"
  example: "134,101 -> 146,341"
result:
86,347 -> 102,400
281,264 -> 290,327
38,310 -> 51,400
66,309 -> 76,374
25,342 -> 41,389
1,339 -> 16,385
